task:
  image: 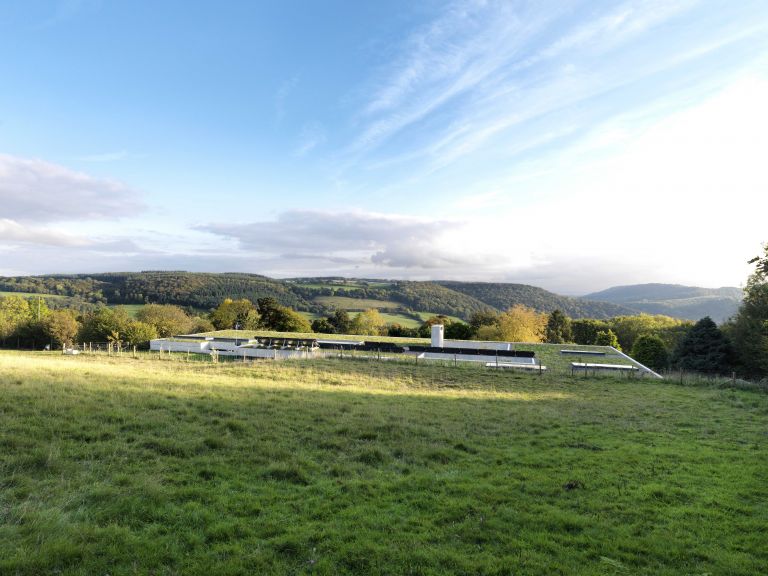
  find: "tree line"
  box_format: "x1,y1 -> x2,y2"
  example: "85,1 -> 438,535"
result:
1,243 -> 766,380
0,272 -> 639,320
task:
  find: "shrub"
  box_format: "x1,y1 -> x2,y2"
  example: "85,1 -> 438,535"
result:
631,334 -> 669,371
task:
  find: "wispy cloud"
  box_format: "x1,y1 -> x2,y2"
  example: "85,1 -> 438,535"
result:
35,0 -> 99,30
343,0 -> 762,179
275,74 -> 300,122
295,123 -> 327,157
77,151 -> 134,163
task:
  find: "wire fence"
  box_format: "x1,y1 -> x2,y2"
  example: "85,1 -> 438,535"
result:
8,341 -> 767,392
50,342 -> 653,380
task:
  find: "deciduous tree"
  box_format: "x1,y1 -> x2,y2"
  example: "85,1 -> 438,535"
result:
78,307 -> 132,345
123,321 -> 159,348
43,309 -> 80,348
496,305 -> 546,343
136,304 -> 195,337
571,319 -> 609,345
211,299 -> 260,330
595,329 -> 621,350
350,309 -> 386,336
631,334 -> 669,371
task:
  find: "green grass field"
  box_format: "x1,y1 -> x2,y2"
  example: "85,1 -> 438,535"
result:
294,280 -> 393,292
414,311 -> 464,323
375,312 -> 422,328
0,291 -> 64,300
314,296 -> 401,310
1,351 -> 766,575
108,304 -> 146,318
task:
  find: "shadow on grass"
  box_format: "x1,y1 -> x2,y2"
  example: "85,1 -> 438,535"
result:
1,353 -> 767,575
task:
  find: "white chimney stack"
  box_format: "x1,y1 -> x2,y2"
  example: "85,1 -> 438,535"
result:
431,324 -> 444,348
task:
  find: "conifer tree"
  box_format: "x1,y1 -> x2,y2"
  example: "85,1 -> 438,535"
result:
673,316 -> 732,374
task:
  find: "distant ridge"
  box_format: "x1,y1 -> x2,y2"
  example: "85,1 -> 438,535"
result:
0,271 -> 627,320
436,281 -> 634,319
584,283 -> 743,323
0,273 -> 742,322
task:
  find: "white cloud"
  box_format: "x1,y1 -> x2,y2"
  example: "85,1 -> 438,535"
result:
0,218 -> 90,247
199,210 -> 454,264
450,74 -> 768,290
0,153 -> 144,222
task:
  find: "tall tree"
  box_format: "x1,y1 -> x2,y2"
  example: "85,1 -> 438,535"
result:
78,307 -> 132,345
265,307 -> 312,333
0,295 -> 31,343
674,316 -> 732,374
544,310 -> 572,343
329,309 -> 351,333
725,246 -> 768,377
43,309 -> 80,348
123,321 -> 159,348
350,309 -> 386,336
311,318 -> 336,334
468,309 -> 499,334
496,305 -> 546,343
571,319 -> 609,345
136,304 -> 195,337
211,298 -> 259,330
609,314 -> 691,352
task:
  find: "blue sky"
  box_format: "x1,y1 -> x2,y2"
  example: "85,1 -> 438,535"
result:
1,0 -> 767,293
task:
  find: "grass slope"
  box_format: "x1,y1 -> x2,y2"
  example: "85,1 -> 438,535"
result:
1,352 -> 766,575
0,291 -> 64,299
185,330 -> 635,373
314,296 -> 402,310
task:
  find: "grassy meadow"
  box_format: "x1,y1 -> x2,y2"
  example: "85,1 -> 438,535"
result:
313,296 -> 402,310
108,303 -> 147,318
0,291 -> 65,300
1,351 -> 766,575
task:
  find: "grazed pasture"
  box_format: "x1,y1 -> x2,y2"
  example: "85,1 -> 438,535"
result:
1,352 -> 766,575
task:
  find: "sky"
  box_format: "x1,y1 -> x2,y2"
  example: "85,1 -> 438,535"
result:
1,0 -> 767,294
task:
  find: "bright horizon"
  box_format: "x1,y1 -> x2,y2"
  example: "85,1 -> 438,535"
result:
1,1 -> 767,294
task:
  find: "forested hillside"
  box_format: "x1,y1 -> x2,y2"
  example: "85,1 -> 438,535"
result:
0,272 -> 738,321
438,281 -> 633,319
584,283 -> 742,323
389,281 -> 492,318
0,273 -> 309,311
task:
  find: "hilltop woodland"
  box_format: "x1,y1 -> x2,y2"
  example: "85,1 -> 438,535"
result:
0,272 -> 633,319
1,245 -> 766,380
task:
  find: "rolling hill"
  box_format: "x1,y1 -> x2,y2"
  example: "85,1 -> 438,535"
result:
584,283 -> 743,323
0,273 -> 742,322
437,281 -> 634,319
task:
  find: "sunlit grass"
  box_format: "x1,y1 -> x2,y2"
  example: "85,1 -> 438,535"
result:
1,351 -> 766,575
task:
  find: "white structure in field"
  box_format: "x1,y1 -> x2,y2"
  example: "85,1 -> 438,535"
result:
431,324 -> 444,348
148,330 -> 661,377
150,335 -> 322,360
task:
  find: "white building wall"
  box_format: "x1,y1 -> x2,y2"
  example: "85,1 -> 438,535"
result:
441,340 -> 511,351
150,339 -> 209,352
